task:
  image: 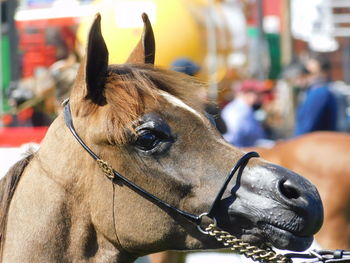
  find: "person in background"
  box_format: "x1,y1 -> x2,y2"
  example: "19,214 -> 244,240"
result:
170,57 -> 201,77
294,55 -> 338,136
221,80 -> 266,147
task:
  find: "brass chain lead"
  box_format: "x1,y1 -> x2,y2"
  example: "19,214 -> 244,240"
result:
205,224 -> 292,263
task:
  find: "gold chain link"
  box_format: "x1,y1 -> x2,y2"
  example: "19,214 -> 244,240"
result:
97,159 -> 115,180
205,224 -> 292,263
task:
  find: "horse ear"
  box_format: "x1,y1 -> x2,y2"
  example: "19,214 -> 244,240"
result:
84,13 -> 108,104
126,13 -> 155,64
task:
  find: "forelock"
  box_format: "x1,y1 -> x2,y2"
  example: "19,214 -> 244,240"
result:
101,64 -> 207,144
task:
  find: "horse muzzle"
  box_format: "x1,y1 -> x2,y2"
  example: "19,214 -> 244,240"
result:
223,163 -> 324,251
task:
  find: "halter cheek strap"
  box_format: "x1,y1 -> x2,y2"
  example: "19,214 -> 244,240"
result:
63,100 -> 259,228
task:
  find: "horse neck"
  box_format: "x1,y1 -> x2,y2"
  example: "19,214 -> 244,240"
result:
37,114 -> 94,190
6,115 -> 135,262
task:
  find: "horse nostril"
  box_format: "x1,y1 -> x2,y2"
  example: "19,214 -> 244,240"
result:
278,179 -> 301,200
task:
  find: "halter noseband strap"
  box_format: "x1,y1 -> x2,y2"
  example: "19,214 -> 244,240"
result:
63,101 -> 259,228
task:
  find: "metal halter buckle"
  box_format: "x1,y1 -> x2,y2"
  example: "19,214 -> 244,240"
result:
196,212 -> 217,234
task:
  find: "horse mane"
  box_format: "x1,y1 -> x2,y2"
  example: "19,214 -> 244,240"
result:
0,153 -> 34,253
75,63 -> 207,144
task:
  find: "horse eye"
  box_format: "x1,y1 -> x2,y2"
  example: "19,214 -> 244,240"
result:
134,130 -> 159,151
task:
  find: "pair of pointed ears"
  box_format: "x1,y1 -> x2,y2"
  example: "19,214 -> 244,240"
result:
81,13 -> 155,104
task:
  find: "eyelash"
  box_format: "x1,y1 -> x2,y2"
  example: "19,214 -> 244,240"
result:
133,128 -> 175,155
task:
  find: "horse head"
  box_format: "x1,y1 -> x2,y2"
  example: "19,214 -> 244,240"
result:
3,13 -> 323,262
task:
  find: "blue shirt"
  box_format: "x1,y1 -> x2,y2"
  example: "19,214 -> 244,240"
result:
221,98 -> 266,147
294,83 -> 337,136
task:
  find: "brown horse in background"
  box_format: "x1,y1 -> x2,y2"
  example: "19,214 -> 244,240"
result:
0,14 -> 323,262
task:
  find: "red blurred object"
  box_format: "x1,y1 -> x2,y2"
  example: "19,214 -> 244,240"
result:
16,17 -> 77,77
17,108 -> 34,122
2,115 -> 14,126
18,27 -> 57,78
60,26 -> 76,53
0,127 -> 48,147
16,17 -> 77,30
237,80 -> 267,93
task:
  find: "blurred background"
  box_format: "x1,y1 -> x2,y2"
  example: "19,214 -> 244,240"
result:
1,1 -> 350,262
2,0 -> 350,131
1,0 -> 350,167
2,0 -> 350,139
2,0 -> 350,172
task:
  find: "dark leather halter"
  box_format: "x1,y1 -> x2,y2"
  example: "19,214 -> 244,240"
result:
63,100 -> 259,230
